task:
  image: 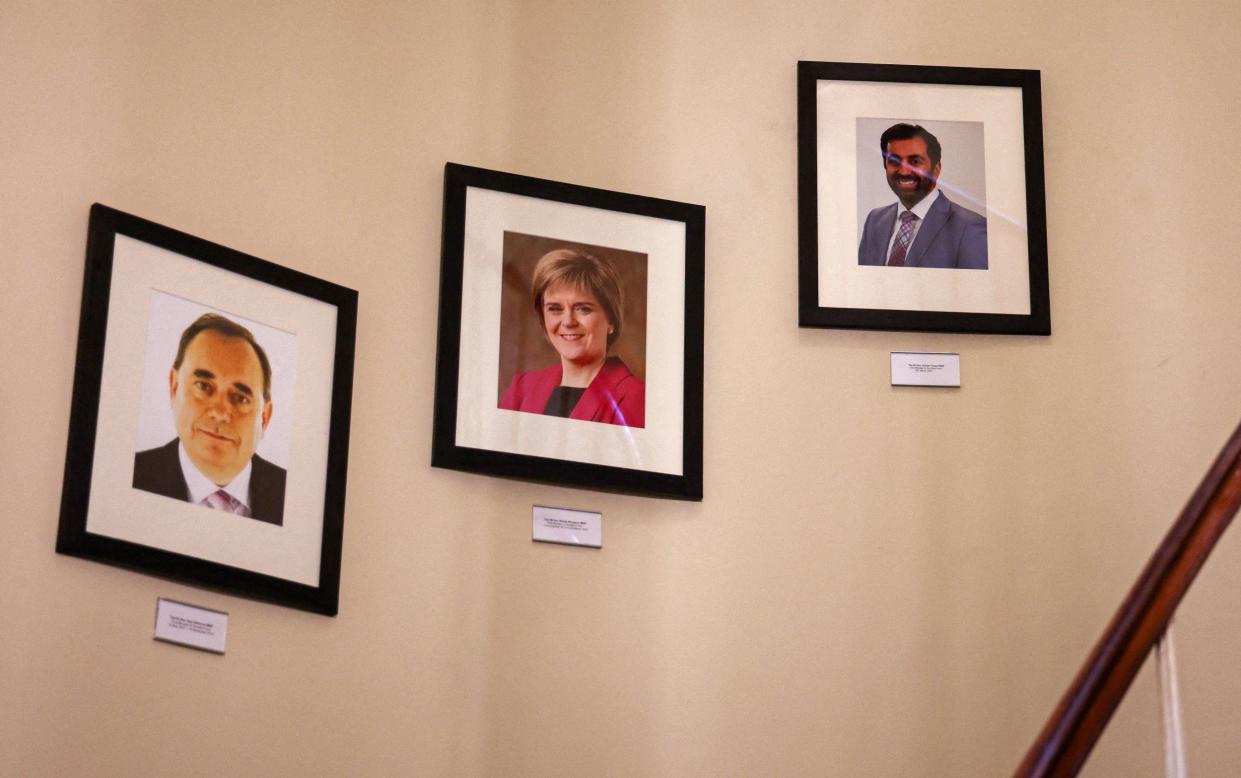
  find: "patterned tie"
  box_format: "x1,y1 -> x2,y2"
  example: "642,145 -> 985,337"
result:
201,489 -> 247,516
887,210 -> 919,267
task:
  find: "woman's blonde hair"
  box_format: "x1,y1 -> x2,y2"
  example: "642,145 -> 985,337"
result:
531,249 -> 624,348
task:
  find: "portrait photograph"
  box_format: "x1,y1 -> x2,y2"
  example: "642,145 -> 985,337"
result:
433,164 -> 704,499
496,231 -> 648,428
798,61 -> 1050,334
57,205 -> 357,615
132,293 -> 298,526
854,117 -> 988,269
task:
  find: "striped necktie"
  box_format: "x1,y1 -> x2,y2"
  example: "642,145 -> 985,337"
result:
201,489 -> 246,516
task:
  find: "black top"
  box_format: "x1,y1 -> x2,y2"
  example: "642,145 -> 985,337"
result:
543,386 -> 587,418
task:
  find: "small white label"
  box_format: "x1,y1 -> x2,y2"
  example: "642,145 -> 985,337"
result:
532,505 -> 602,548
154,598 -> 228,654
891,352 -> 961,387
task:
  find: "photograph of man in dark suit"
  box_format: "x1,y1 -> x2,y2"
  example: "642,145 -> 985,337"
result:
858,123 -> 988,269
133,313 -> 286,525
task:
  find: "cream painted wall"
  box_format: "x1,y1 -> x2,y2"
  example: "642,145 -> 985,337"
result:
3,1 -> 1239,776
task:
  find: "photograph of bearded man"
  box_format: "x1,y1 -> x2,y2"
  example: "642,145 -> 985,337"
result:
857,122 -> 988,269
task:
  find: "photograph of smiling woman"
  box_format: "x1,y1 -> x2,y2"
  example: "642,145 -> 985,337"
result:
498,247 -> 646,428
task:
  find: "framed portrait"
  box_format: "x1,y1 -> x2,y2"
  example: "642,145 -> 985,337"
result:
56,204 -> 357,616
432,163 -> 705,499
798,61 -> 1050,335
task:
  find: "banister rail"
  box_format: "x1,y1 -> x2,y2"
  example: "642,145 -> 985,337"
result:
1014,420 -> 1241,778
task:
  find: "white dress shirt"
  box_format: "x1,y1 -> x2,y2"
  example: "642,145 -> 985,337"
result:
884,188 -> 941,261
178,442 -> 253,516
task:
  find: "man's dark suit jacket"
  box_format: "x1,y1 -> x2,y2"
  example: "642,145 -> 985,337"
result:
858,192 -> 988,269
133,439 -> 287,525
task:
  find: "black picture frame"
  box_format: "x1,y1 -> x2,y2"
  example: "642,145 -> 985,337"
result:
432,163 -> 705,499
798,61 -> 1050,335
56,204 -> 358,616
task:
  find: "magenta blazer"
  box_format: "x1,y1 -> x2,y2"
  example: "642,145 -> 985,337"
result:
499,356 -> 645,428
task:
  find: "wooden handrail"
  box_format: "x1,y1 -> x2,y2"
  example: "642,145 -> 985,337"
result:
1014,420 -> 1241,777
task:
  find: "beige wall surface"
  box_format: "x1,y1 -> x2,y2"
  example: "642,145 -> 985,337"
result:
3,1 -> 1240,776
